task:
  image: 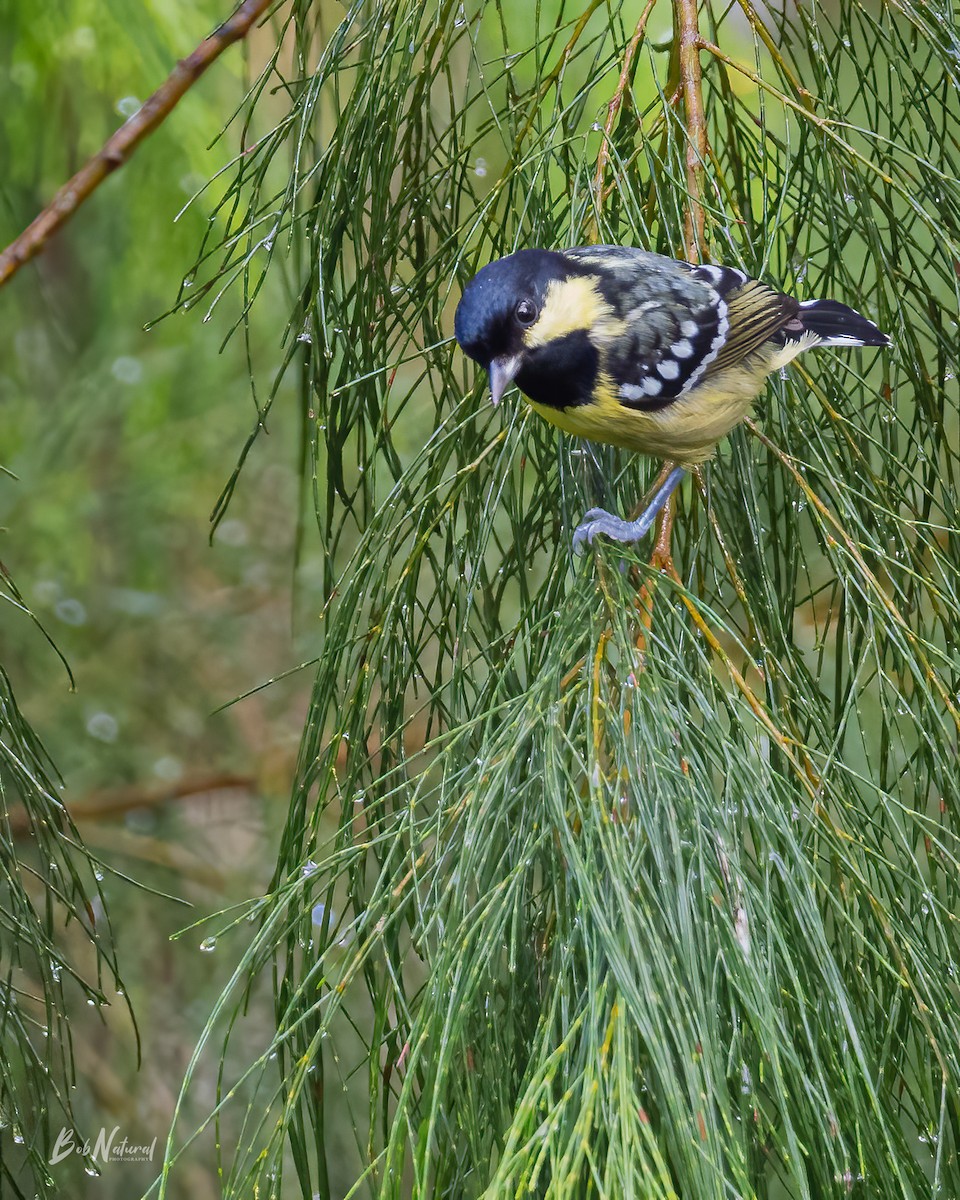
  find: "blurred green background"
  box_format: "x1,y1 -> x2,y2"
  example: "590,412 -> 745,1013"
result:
0,3 -> 315,1195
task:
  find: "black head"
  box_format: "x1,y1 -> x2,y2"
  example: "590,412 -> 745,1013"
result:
455,249 -> 569,366
455,249 -> 573,404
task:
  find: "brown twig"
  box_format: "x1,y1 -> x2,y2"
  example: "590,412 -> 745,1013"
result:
664,557 -> 818,797
8,772 -> 255,839
590,0 -> 658,221
673,0 -> 708,260
632,479 -> 678,654
633,460 -> 674,582
691,464 -> 762,650
513,0 -> 606,150
650,488 -> 677,571
0,0 -> 274,290
730,0 -> 812,105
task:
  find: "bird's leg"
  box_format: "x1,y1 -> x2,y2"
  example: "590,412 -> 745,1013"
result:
573,463 -> 686,553
630,460 -> 675,521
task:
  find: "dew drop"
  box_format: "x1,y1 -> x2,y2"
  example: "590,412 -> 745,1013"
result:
86,712 -> 118,743
214,518 -> 248,547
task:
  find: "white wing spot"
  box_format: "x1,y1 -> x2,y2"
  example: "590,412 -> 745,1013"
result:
678,289 -> 728,397
619,383 -> 646,401
670,339 -> 694,358
642,377 -> 663,396
681,320 -> 698,338
658,359 -> 680,380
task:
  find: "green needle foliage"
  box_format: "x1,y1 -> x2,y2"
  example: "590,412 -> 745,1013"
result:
162,0 -> 960,1195
0,571 -> 130,1191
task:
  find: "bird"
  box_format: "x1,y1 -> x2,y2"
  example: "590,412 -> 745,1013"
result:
454,245 -> 889,550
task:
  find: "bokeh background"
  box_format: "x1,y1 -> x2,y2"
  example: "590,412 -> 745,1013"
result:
1,4 -> 311,1195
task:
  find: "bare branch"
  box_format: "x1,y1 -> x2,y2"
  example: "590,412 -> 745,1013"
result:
673,0 -> 708,260
0,0 -> 274,290
590,0 -> 658,220
7,772 -> 256,838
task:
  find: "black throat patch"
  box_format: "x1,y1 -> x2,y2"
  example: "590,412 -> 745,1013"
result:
514,330 -> 599,410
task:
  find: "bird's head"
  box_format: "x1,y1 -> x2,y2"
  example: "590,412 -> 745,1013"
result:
455,249 -> 592,405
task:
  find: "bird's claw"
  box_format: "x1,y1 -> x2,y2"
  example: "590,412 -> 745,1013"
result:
572,466 -> 687,557
571,508 -> 615,552
572,510 -> 646,554
578,507 -> 612,524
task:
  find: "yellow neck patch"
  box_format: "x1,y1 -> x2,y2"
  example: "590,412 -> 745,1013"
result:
523,275 -> 620,348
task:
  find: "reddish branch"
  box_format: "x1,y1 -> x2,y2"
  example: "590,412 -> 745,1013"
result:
8,772 -> 255,838
674,0 -> 708,262
0,0 -> 273,290
637,0 -> 710,575
591,0 -> 658,214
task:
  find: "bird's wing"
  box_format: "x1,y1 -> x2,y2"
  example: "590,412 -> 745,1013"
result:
572,254 -> 737,409
564,251 -> 798,409
699,272 -> 799,375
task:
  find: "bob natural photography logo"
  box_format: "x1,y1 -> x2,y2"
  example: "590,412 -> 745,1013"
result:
50,1125 -> 157,1166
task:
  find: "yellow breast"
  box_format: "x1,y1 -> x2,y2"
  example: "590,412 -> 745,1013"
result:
526,362 -> 772,465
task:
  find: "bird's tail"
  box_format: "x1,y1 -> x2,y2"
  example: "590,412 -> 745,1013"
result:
796,298 -> 890,347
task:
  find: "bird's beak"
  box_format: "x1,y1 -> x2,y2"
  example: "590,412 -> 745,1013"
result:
489,355 -> 521,407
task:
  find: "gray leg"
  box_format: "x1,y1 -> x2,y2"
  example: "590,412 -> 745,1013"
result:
573,466 -> 686,552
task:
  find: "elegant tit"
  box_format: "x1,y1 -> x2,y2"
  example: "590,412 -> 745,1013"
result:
454,246 -> 889,549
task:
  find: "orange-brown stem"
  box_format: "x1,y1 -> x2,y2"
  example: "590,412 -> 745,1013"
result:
650,489 -> 677,571
7,772 -> 255,839
633,462 -> 679,646
673,0 -> 707,260
0,0 -> 273,289
592,0 -> 658,217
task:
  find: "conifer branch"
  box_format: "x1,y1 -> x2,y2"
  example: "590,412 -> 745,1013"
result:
591,0 -> 658,217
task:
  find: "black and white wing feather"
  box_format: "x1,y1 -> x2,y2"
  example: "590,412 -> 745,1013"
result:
564,248 -> 799,411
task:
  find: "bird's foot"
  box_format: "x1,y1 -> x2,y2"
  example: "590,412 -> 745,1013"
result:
572,465 -> 686,554
573,508 -> 655,552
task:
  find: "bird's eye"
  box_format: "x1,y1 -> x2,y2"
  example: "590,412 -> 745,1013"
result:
515,299 -> 538,325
